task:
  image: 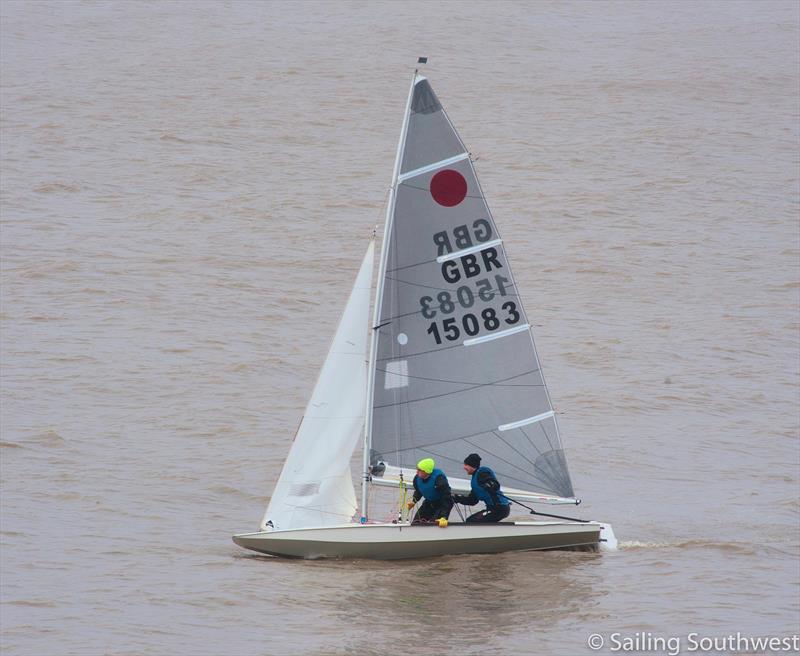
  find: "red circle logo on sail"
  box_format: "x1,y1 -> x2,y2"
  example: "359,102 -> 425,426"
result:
430,169 -> 467,207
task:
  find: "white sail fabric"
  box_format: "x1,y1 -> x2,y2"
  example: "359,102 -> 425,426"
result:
369,76 -> 575,499
262,242 -> 374,531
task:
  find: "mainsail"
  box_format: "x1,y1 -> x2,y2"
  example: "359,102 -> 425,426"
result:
263,242 -> 374,530
368,76 -> 574,500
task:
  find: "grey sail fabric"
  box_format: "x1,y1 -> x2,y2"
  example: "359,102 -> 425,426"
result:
370,76 -> 574,499
400,79 -> 464,176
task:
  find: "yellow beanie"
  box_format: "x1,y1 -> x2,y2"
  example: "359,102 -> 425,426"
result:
416,458 -> 435,474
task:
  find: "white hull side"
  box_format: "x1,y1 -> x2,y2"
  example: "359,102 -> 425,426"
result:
232,521 -> 603,560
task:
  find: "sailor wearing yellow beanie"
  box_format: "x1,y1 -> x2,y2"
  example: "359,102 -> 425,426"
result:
406,458 -> 453,527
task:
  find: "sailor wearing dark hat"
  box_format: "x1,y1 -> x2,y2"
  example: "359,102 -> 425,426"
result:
453,453 -> 511,523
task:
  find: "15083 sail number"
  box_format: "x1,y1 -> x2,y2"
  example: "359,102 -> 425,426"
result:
426,303 -> 520,344
419,274 -> 521,345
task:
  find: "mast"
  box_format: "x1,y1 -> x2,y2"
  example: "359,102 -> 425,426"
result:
360,69 -> 419,523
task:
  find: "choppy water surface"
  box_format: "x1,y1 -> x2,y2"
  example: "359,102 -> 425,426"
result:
1,2 -> 798,655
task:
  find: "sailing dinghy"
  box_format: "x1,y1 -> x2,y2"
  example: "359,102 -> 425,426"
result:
233,70 -> 616,559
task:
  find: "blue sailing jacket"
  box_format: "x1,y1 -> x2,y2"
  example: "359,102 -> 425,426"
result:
414,468 -> 447,502
471,466 -> 510,507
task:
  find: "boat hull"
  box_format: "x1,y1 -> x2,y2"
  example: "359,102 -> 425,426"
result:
232,521 -> 602,560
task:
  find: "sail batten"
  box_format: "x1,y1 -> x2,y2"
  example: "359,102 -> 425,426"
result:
463,323 -> 530,346
498,411 -> 556,432
436,238 -> 504,263
367,76 -> 576,501
398,153 -> 470,182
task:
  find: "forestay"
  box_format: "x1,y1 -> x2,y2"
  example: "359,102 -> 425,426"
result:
369,76 -> 574,500
262,242 -> 374,530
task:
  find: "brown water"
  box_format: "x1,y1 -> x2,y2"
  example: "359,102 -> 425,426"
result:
1,2 -> 798,655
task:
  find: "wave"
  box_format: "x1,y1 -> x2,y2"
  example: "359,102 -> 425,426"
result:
619,539 -> 759,555
208,484 -> 260,500
159,133 -> 191,143
30,430 -> 66,447
33,182 -> 80,193
5,600 -> 58,608
0,441 -> 25,449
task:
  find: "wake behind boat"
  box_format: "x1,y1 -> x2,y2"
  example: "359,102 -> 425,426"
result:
233,65 -> 616,559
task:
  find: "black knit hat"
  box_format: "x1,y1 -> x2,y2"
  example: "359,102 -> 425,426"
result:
464,453 -> 481,469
